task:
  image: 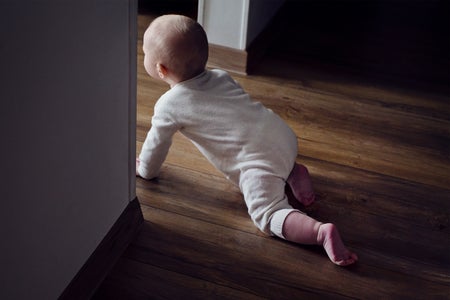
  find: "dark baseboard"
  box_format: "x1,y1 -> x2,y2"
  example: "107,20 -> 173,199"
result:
58,197 -> 143,300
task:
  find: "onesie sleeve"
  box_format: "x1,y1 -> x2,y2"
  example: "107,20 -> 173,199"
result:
138,101 -> 180,179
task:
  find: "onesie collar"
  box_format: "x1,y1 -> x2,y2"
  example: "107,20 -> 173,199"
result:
173,70 -> 208,89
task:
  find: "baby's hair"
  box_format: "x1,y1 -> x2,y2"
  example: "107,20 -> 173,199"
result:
148,15 -> 209,81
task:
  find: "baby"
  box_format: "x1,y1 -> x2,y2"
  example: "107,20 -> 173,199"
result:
137,14 -> 358,266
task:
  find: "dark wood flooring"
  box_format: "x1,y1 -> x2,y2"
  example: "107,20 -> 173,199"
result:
93,1 -> 449,299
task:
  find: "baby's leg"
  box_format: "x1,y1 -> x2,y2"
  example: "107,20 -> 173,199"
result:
283,212 -> 358,266
286,163 -> 315,206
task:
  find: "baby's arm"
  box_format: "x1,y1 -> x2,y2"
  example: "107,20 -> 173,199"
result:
138,111 -> 180,179
136,158 -> 142,177
283,212 -> 358,266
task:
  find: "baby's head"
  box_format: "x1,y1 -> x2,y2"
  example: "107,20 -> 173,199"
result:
143,15 -> 208,84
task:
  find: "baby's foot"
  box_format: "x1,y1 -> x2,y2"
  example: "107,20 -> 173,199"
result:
287,163 -> 315,206
317,223 -> 358,266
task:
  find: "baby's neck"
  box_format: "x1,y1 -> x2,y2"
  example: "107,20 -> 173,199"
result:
169,69 -> 206,88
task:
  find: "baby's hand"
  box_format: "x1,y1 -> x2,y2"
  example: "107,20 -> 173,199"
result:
136,158 -> 141,177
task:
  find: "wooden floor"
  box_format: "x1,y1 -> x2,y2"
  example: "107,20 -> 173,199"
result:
94,2 -> 449,299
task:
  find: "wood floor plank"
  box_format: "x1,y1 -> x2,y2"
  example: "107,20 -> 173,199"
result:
135,159 -> 449,285
93,257 -> 266,300
298,156 -> 450,236
136,166 -> 254,235
115,206 -> 449,299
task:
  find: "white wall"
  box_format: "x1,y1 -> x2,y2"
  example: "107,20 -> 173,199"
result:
0,0 -> 136,299
198,0 -> 284,50
198,0 -> 250,50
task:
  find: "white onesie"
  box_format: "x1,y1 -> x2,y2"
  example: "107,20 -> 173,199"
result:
138,69 -> 300,237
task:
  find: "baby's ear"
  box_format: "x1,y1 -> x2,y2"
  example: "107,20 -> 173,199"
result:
156,63 -> 168,79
